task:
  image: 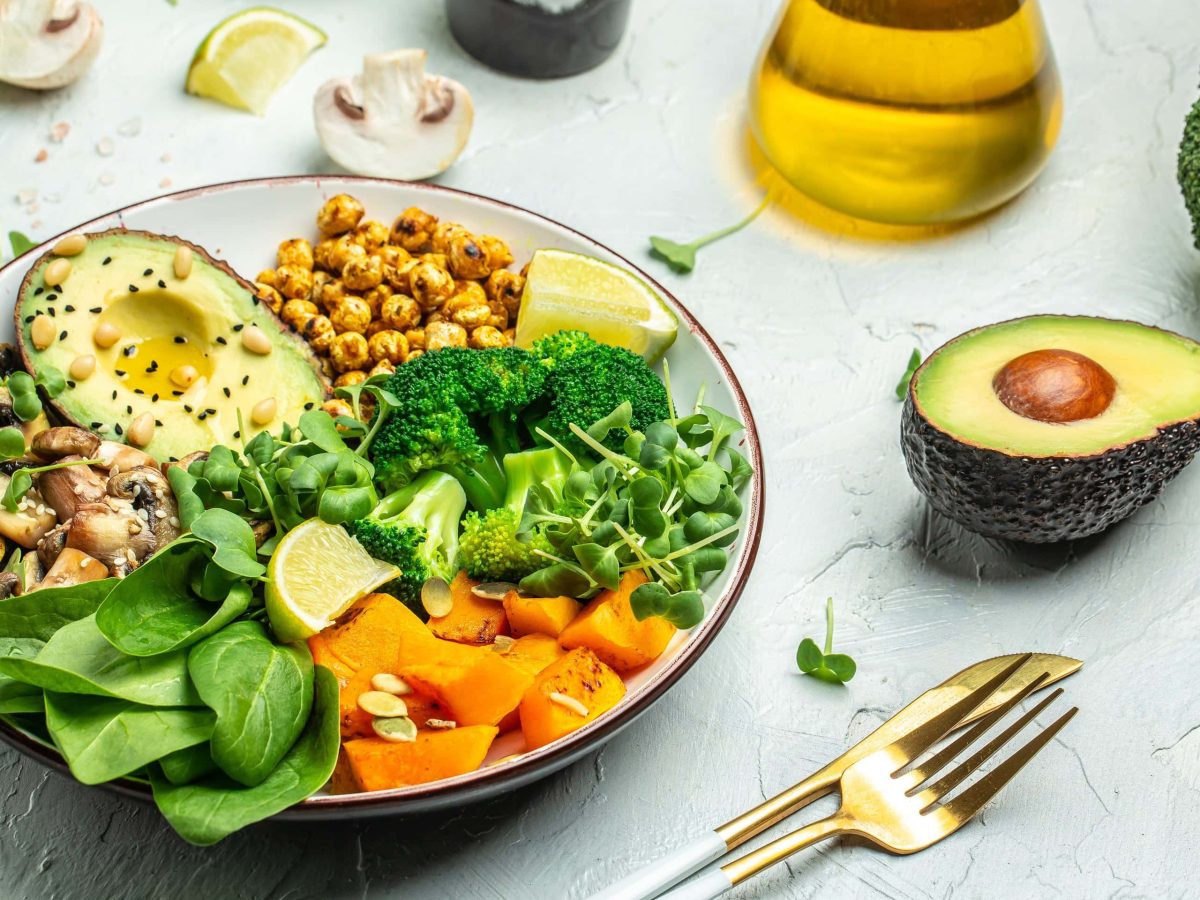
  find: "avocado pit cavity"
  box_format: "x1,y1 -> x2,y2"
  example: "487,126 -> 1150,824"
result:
992,348 -> 1116,424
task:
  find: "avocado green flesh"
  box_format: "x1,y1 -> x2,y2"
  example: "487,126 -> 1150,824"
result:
914,316 -> 1200,457
18,231 -> 326,460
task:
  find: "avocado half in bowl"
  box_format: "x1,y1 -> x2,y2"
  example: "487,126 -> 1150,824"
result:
901,314 -> 1200,542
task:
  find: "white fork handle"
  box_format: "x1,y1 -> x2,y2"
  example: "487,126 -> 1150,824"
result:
656,869 -> 735,900
586,830 -> 728,900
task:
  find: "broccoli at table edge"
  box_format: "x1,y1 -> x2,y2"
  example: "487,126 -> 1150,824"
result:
1179,92 -> 1200,249
347,470 -> 467,605
459,445 -> 576,582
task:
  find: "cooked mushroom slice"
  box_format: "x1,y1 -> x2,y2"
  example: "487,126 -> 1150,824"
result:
36,547 -> 108,590
0,0 -> 104,91
0,473 -> 56,548
0,571 -> 19,600
108,466 -> 180,546
66,500 -> 156,577
15,551 -> 44,594
95,441 -> 157,474
37,454 -> 106,520
36,519 -> 69,568
31,426 -> 101,461
249,518 -> 273,548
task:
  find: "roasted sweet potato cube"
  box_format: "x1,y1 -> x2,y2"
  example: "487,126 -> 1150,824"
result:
557,571 -> 675,672
428,571 -> 509,645
399,652 -> 532,727
341,725 -> 499,791
520,647 -> 625,750
309,593 -> 428,673
339,669 -> 451,739
502,633 -> 567,677
503,591 -> 581,638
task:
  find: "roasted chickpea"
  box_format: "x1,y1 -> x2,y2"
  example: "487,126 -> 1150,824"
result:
328,235 -> 367,272
310,269 -> 332,299
363,283 -> 393,317
409,262 -> 455,311
420,252 -> 449,271
276,264 -> 314,300
376,244 -> 411,269
404,327 -> 425,351
425,310 -> 446,325
313,238 -> 338,271
470,325 -> 506,349
390,207 -> 439,251
485,298 -> 509,330
485,269 -> 525,317
277,238 -> 314,270
366,320 -> 389,338
322,398 -> 356,421
476,235 -> 514,271
407,349 -> 425,361
317,193 -> 364,236
302,314 -> 335,354
430,222 -> 465,255
452,303 -> 491,329
352,220 -> 389,251
425,320 -> 468,350
502,327 -> 516,346
281,298 -> 319,329
315,278 -> 348,311
254,283 -> 284,314
452,280 -> 488,307
330,332 -> 370,373
369,360 -> 397,379
368,329 -> 409,365
256,268 -> 278,288
341,254 -> 383,291
384,257 -> 419,292
334,370 -> 368,389
330,295 -> 372,334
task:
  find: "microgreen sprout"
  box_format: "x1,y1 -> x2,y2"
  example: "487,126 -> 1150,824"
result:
648,195 -> 770,274
796,598 -> 857,685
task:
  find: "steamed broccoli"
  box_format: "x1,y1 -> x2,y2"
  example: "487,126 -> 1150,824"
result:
531,331 -> 670,456
459,446 -> 575,582
347,470 -> 467,604
1179,93 -> 1200,248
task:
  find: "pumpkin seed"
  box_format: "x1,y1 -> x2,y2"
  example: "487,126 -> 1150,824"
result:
471,581 -> 516,601
372,715 -> 417,743
421,576 -> 453,617
548,692 -> 589,717
357,690 -> 408,718
491,635 -> 515,653
369,672 -> 412,696
425,718 -> 457,730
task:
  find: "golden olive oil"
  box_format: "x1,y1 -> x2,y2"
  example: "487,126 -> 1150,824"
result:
750,0 -> 1063,225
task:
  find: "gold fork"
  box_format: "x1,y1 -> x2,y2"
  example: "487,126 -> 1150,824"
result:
658,662 -> 1077,899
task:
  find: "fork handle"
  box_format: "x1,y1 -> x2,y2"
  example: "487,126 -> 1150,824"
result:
659,816 -> 847,900
585,830 -> 728,900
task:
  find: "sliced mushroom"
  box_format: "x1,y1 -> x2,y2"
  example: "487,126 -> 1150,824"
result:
36,519 -> 69,568
0,0 -> 103,91
313,49 -> 473,180
108,466 -> 180,546
36,547 -> 108,590
0,571 -> 19,600
36,454 -> 106,520
15,551 -> 44,593
95,441 -> 157,474
249,519 -> 274,548
31,426 -> 101,461
0,473 -> 56,548
65,500 -> 155,577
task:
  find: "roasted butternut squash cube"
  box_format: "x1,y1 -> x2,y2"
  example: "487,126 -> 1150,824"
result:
309,593 -> 428,673
503,591 -> 581,638
339,669 -> 451,739
520,647 -> 625,750
428,571 -> 509,644
399,652 -> 532,727
502,633 -> 567,677
341,725 -> 499,791
557,571 -> 675,672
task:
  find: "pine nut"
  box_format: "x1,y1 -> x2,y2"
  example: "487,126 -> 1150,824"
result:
549,692 -> 589,717
369,673 -> 412,695
127,413 -> 155,448
44,258 -> 71,287
357,690 -> 408,718
241,324 -> 272,355
250,397 -> 277,426
52,234 -> 87,256
93,321 -> 121,349
169,364 -> 198,388
69,354 -> 96,380
30,315 -> 56,349
174,245 -> 193,279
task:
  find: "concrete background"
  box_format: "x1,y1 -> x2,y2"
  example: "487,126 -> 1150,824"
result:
1,0 -> 1198,897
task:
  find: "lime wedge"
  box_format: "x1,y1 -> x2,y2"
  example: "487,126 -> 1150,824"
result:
186,7 -> 326,115
515,249 -> 679,364
265,519 -> 398,643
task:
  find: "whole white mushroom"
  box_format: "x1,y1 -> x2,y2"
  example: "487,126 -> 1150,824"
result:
313,49 -> 474,181
0,0 -> 102,90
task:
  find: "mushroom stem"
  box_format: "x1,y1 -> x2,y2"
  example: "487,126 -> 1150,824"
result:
36,547 -> 107,589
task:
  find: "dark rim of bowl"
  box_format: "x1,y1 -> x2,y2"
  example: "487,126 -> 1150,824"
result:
0,175 -> 766,814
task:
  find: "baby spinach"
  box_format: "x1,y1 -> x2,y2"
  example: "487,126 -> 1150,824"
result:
187,621 -> 313,788
0,678 -> 42,714
149,666 -> 339,846
159,744 -> 218,786
0,579 -> 113,641
45,692 -> 215,785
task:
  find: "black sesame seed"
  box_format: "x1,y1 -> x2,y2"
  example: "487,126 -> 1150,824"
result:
155,420 -> 163,427
114,369 -> 126,377
222,387 -> 231,398
90,421 -> 101,429
233,430 -> 241,439
205,408 -> 216,415
304,402 -> 314,410
89,307 -> 102,314
143,268 -> 153,277
46,293 -> 57,302
216,336 -> 227,345
252,296 -> 260,305
114,424 -> 123,435
126,405 -> 132,414
64,305 -> 75,312
111,390 -> 117,400
33,287 -> 44,296
173,336 -> 186,344
168,455 -> 177,462
47,307 -> 56,317
171,390 -> 183,397
66,380 -> 76,389
145,366 -> 154,373
184,404 -> 193,412
59,330 -> 67,341
128,285 -> 139,293
232,324 -> 244,332
102,257 -> 112,265
134,388 -> 145,395
122,345 -> 136,357
197,411 -> 208,421
158,280 -> 166,289
241,375 -> 249,385
23,315 -> 33,324
151,393 -> 159,402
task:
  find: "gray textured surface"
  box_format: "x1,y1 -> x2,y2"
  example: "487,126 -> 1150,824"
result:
1,0 -> 1198,897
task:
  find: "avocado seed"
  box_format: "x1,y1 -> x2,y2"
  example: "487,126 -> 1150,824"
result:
993,349 -> 1116,423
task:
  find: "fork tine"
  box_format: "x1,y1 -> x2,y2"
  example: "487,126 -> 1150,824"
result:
889,653 -> 1032,773
936,705 -> 1078,820
903,672 -> 1051,794
915,687 -> 1064,806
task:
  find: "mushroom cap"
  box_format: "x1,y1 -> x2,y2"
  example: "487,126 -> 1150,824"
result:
313,49 -> 474,181
0,0 -> 103,90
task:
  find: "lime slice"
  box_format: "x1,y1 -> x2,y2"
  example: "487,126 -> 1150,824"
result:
265,519 -> 398,643
186,7 -> 326,115
515,249 -> 679,364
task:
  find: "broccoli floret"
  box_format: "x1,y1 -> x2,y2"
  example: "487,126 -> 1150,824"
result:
459,446 -> 574,582
347,470 -> 467,604
531,331 -> 670,456
1180,93 -> 1200,249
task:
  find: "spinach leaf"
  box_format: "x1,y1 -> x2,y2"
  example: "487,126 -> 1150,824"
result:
0,678 -> 42,714
96,541 -> 252,657
0,579 -> 114,641
187,621 -> 313,787
45,693 -> 215,785
159,744 -> 218,786
0,615 -> 201,707
150,666 -> 339,846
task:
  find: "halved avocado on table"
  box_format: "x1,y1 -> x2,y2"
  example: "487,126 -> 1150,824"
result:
15,229 -> 328,460
901,315 -> 1200,542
